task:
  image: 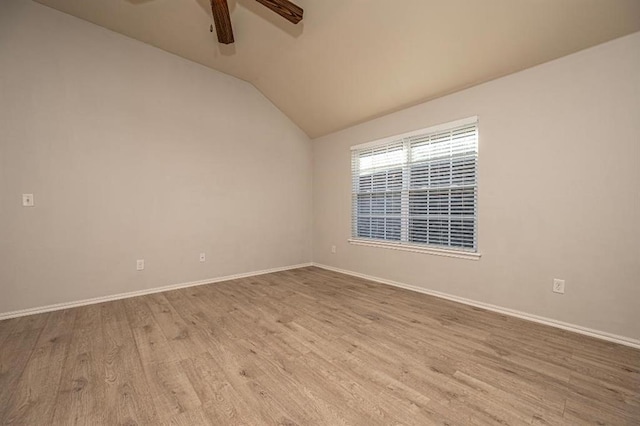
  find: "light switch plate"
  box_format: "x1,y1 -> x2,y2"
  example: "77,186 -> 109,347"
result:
22,194 -> 34,207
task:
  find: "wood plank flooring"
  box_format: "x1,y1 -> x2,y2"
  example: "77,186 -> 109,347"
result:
1,266 -> 638,425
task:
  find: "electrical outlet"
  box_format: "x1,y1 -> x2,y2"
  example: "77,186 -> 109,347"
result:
553,278 -> 565,294
199,253 -> 206,262
22,194 -> 34,207
331,245 -> 337,254
136,259 -> 145,271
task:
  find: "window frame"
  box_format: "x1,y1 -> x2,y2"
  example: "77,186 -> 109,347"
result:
349,116 -> 481,261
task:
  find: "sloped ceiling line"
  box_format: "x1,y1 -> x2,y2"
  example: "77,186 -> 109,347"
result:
32,0 -> 640,138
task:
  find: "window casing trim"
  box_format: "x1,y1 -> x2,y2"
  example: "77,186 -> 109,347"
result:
351,116 -> 479,256
350,116 -> 478,151
348,238 -> 482,260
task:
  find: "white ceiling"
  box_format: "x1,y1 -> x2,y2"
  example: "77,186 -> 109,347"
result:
32,0 -> 640,138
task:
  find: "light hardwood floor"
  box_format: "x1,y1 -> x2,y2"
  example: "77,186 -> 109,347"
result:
0,266 -> 638,425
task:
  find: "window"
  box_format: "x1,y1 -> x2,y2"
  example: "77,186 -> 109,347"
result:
350,117 -> 479,258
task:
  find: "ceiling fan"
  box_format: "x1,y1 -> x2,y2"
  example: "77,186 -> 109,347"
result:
210,0 -> 303,44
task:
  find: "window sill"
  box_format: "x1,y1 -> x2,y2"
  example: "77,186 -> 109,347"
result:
348,239 -> 482,261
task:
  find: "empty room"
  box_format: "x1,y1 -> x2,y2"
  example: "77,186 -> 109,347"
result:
1,0 -> 639,424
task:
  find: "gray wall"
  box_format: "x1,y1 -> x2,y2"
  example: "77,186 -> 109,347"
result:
313,33 -> 640,340
0,0 -> 312,313
2,0 -> 638,343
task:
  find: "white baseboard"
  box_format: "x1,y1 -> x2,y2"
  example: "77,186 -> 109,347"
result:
312,263 -> 640,350
4,261 -> 638,350
0,263 -> 313,321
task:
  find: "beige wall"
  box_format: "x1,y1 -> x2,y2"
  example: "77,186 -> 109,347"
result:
0,0 -> 312,313
313,33 -> 640,340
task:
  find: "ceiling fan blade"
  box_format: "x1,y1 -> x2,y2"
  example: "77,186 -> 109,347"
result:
254,0 -> 303,24
210,0 -> 234,44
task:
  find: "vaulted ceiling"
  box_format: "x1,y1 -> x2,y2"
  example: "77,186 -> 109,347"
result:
32,0 -> 640,138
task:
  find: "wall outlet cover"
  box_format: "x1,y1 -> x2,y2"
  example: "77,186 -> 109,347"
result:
553,278 -> 565,294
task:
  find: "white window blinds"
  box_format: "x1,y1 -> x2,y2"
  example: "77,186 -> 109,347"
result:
351,117 -> 478,252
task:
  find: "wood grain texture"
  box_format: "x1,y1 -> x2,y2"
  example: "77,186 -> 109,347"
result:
254,0 -> 303,24
210,0 -> 234,44
0,266 -> 638,424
